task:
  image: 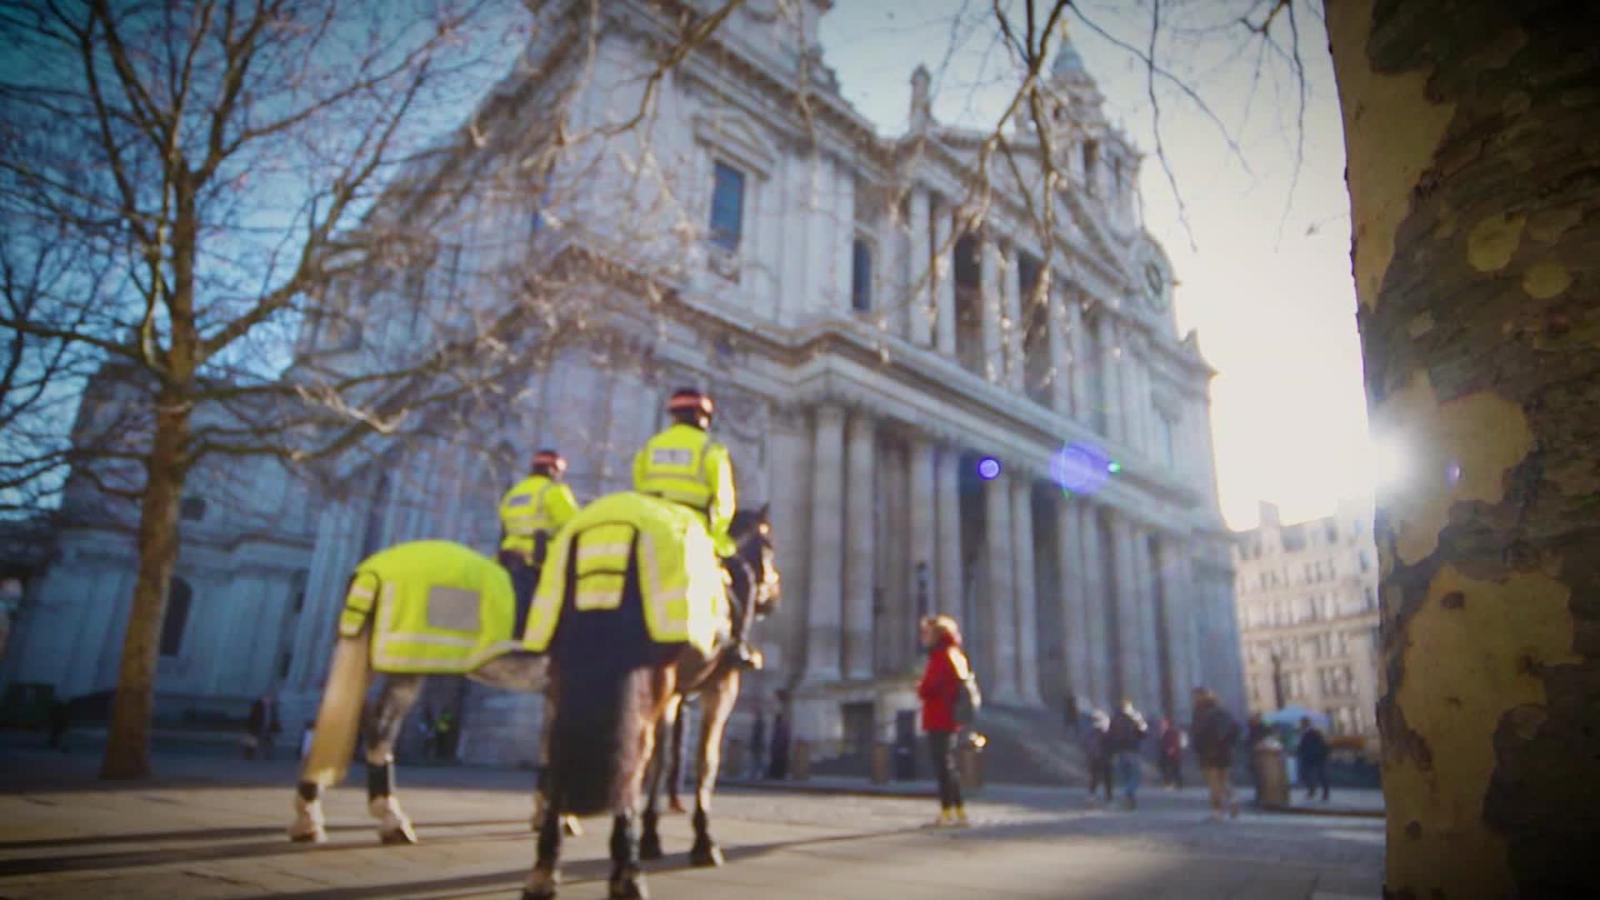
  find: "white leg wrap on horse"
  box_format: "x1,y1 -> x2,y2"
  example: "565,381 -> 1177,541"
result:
370,795 -> 418,845
288,794 -> 327,843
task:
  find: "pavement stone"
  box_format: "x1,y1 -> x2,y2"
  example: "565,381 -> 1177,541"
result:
1,744 -> 1383,899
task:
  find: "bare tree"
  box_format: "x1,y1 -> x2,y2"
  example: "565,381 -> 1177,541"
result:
0,0 -> 743,778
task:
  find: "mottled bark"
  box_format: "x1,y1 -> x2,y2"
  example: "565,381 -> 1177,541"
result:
100,395 -> 189,779
1328,0 -> 1600,896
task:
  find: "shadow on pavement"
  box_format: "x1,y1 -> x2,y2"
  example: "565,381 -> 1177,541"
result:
0,819 -> 529,853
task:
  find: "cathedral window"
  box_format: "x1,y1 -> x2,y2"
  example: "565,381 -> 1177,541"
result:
160,577 -> 193,657
1082,140 -> 1099,193
709,160 -> 745,252
850,238 -> 873,311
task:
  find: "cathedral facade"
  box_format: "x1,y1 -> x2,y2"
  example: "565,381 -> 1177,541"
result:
1,0 -> 1243,766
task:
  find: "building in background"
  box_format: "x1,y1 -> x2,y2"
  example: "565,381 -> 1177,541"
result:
2,0 -> 1244,767
1232,500 -> 1381,741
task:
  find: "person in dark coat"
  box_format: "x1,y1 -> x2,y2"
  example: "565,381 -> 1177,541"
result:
1157,717 -> 1185,789
917,614 -> 972,827
747,709 -> 767,779
767,696 -> 791,780
1296,717 -> 1331,802
1081,710 -> 1112,803
1106,699 -> 1148,809
247,694 -> 281,760
1189,687 -> 1241,819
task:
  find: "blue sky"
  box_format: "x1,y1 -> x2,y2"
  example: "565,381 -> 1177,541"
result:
819,1 -> 1370,530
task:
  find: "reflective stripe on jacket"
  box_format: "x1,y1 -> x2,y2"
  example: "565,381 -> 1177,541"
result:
631,423 -> 737,556
522,491 -> 726,656
498,475 -> 578,558
338,540 -> 518,674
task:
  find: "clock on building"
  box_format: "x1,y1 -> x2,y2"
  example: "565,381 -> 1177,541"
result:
1143,261 -> 1169,312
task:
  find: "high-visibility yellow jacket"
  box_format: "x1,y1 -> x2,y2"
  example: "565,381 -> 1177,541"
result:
498,475 -> 579,560
521,491 -> 726,656
339,540 -> 517,674
632,423 -> 736,557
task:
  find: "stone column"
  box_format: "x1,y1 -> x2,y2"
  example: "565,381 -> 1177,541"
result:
1077,502 -> 1109,707
1109,512 -> 1145,706
935,447 -> 964,622
980,237 -> 1005,384
1121,344 -> 1146,456
1066,292 -> 1088,420
1010,476 -> 1042,704
1048,279 -> 1073,415
907,188 -> 933,346
933,199 -> 957,357
805,405 -> 846,681
1159,537 -> 1200,723
983,471 -> 1019,701
843,411 -> 876,680
1001,243 -> 1025,391
908,438 -> 938,623
1096,313 -> 1125,444
1057,497 -> 1091,704
1131,527 -> 1165,714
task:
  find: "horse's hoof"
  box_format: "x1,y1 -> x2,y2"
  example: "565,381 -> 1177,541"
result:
639,831 -> 663,861
523,869 -> 559,900
522,891 -> 556,900
689,842 -> 724,867
561,815 -> 583,837
608,875 -> 648,899
667,800 -> 686,814
288,826 -> 326,844
379,822 -> 418,845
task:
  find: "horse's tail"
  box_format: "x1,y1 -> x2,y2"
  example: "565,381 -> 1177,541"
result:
547,528 -> 658,816
550,656 -> 651,816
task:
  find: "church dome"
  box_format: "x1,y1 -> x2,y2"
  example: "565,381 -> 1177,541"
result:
1051,40 -> 1088,80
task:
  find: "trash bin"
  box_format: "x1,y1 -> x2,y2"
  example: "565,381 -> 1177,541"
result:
870,743 -> 891,784
1254,739 -> 1289,808
791,739 -> 812,781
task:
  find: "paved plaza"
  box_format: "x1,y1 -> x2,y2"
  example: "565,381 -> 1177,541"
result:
0,745 -> 1381,899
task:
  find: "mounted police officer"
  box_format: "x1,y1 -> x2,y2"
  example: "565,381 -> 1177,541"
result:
498,448 -> 579,635
632,387 -> 758,669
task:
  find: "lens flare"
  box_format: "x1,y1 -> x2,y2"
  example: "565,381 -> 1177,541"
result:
976,456 -> 1002,480
1052,441 -> 1111,496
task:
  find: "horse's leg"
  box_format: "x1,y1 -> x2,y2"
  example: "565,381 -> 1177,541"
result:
522,787 -> 564,900
666,699 -> 687,814
289,635 -> 372,843
608,667 -> 673,900
689,670 -> 740,868
639,693 -> 682,861
363,673 -> 424,845
530,689 -> 583,838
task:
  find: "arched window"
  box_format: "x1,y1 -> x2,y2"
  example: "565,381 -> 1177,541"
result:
160,577 -> 192,657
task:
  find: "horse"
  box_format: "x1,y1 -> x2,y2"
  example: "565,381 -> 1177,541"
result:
522,501 -> 778,900
287,539 -> 562,845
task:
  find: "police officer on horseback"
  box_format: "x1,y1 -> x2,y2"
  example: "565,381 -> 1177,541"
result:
633,387 -> 759,669
498,448 -> 579,633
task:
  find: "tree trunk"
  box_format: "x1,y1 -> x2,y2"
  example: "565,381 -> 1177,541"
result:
1327,1 -> 1599,896
99,393 -> 190,779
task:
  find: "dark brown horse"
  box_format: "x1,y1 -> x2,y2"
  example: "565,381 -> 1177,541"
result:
523,506 -> 778,900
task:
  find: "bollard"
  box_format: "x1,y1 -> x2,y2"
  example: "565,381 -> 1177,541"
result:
1254,741 -> 1289,808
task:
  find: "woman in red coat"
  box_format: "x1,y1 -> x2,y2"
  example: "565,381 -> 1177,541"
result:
917,614 -> 970,826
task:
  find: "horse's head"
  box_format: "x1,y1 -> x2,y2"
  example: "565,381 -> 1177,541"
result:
728,504 -> 779,619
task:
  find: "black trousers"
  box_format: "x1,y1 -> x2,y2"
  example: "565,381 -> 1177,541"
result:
928,730 -> 962,810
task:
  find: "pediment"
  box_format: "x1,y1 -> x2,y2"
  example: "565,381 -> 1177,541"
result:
693,107 -> 778,179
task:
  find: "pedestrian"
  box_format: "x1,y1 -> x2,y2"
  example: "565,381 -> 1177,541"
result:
917,614 -> 974,827
1157,717 -> 1185,789
1245,712 -> 1269,807
434,710 -> 457,762
747,708 -> 767,780
1063,691 -> 1081,735
1106,698 -> 1148,809
47,698 -> 70,753
1296,717 -> 1331,802
247,694 -> 281,761
768,698 -> 791,780
1082,709 -> 1112,804
1189,687 -> 1241,820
